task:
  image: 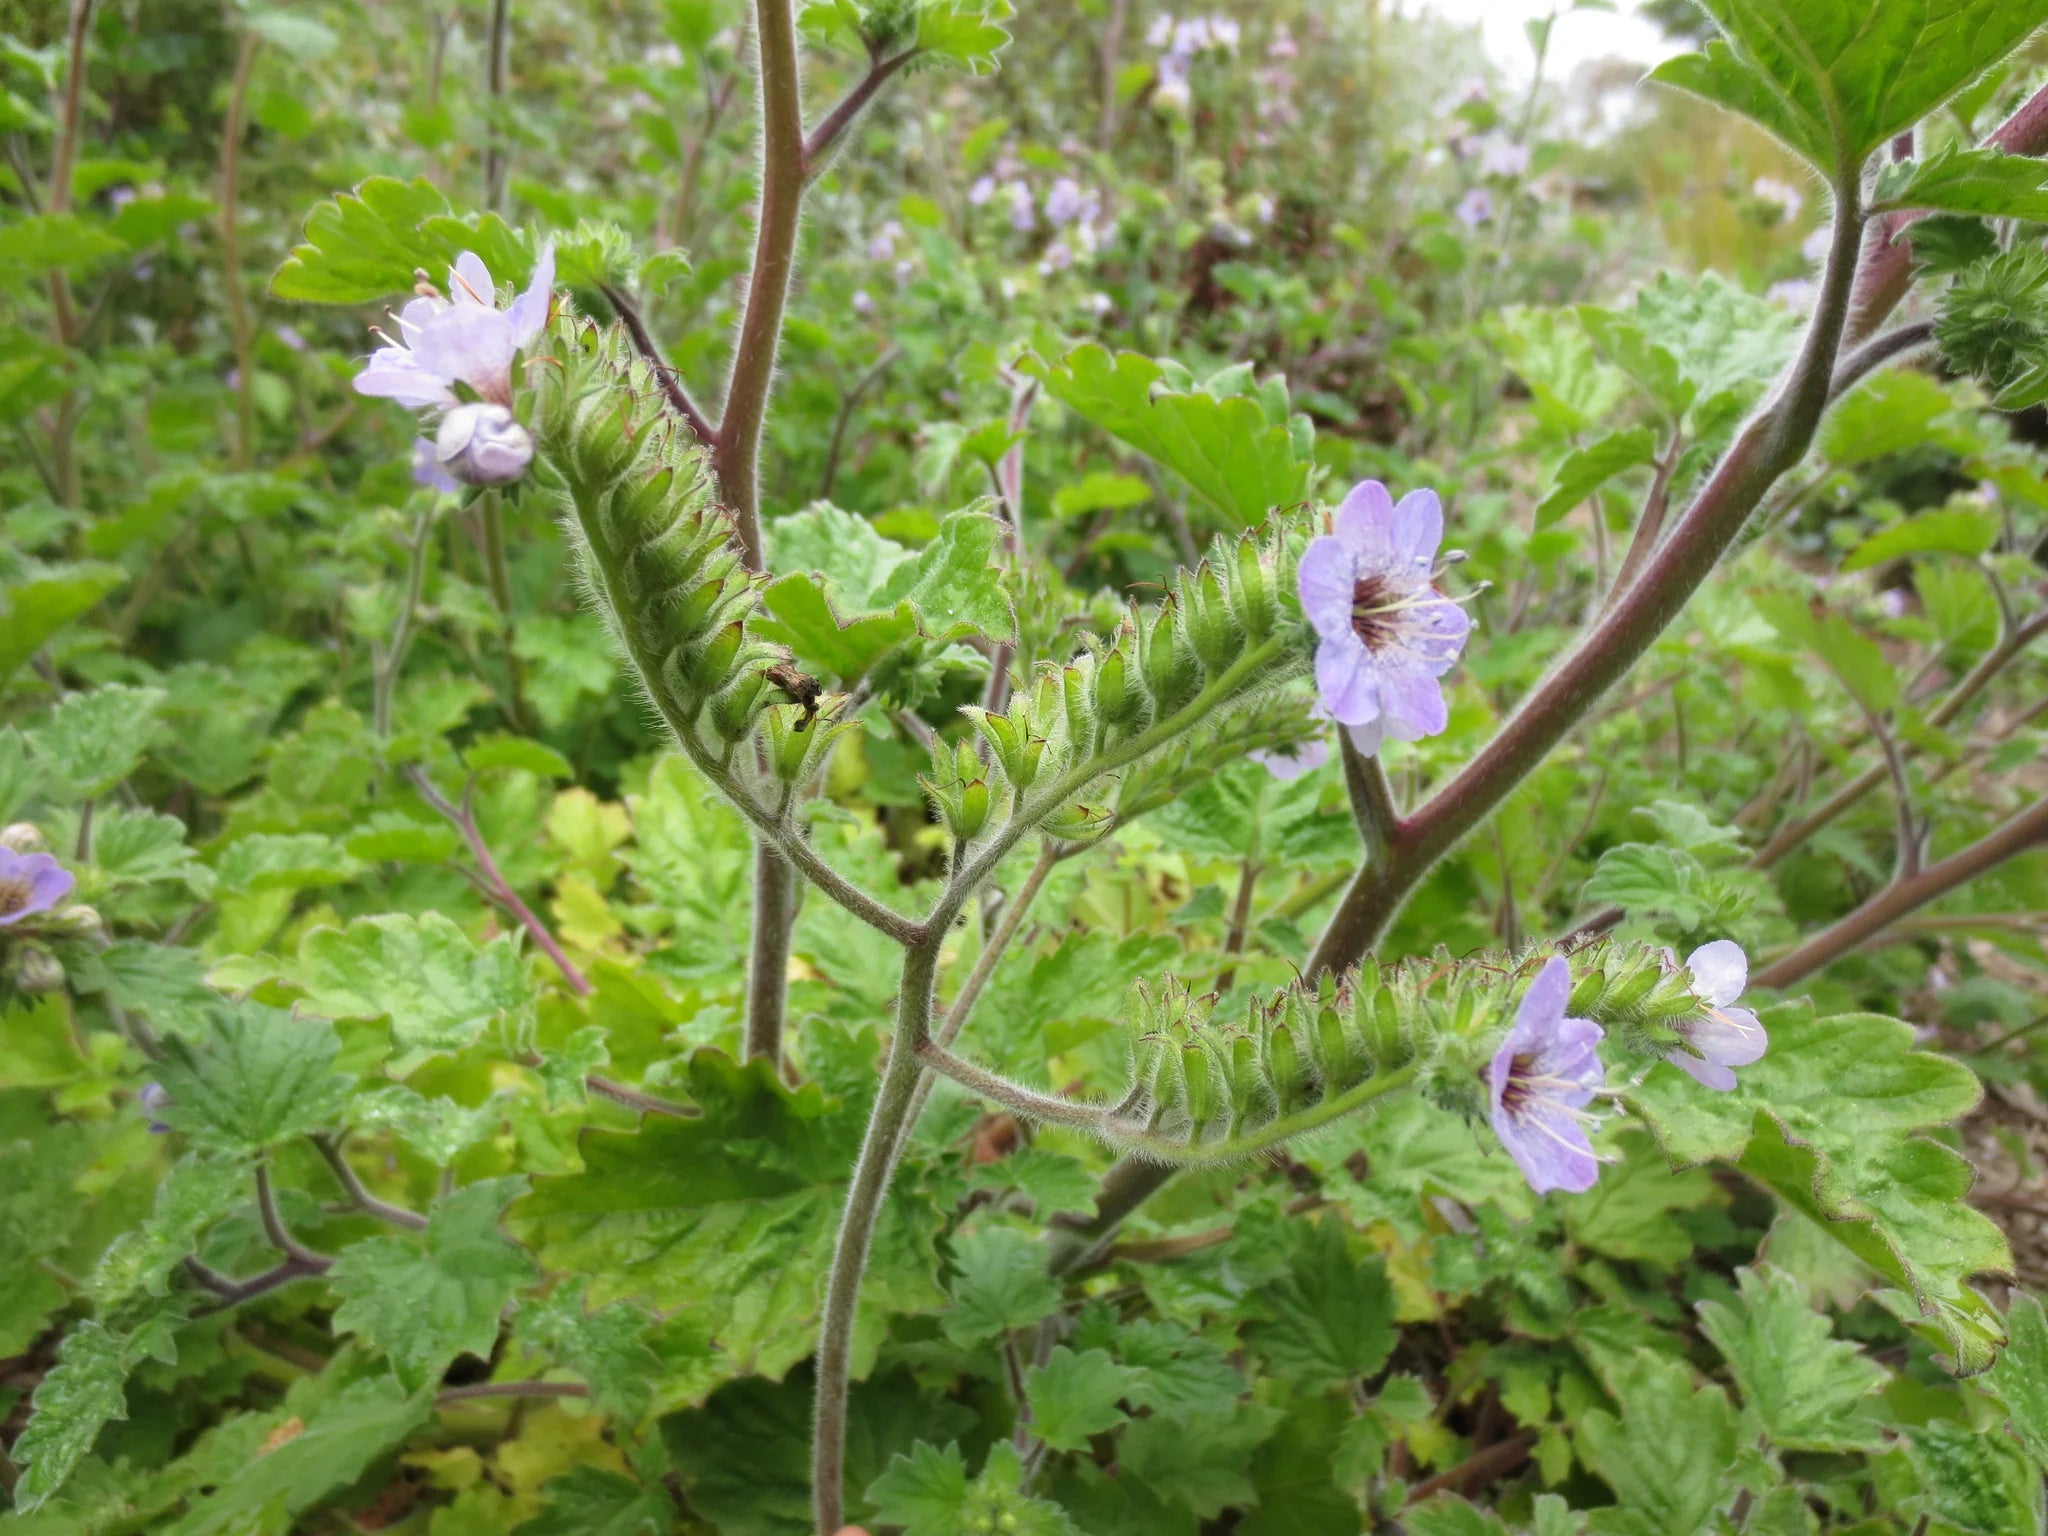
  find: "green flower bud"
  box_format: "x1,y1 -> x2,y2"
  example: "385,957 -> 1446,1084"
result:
1182,562 -> 1242,673
708,670 -> 771,744
1262,1020 -> 1304,1113
1228,533 -> 1277,640
1181,1043 -> 1218,1132
1094,647 -> 1141,727
678,620 -> 746,695
1311,1003 -> 1359,1092
1138,601 -> 1200,716
1062,666 -> 1096,759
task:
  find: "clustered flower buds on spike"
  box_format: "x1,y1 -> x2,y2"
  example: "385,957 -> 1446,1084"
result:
1032,525 -> 1298,832
920,736 -> 994,843
355,244 -> 556,490
1563,936 -> 1768,1092
530,318 -> 773,740
1113,959 -> 1438,1151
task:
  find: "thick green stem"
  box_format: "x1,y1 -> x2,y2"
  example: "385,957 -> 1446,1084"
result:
812,938 -> 940,1536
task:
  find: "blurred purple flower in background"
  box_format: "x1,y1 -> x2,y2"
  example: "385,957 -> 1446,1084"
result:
1456,188 -> 1494,227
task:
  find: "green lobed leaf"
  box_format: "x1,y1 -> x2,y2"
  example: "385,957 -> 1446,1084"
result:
10,1301 -> 185,1513
1576,1349 -> 1737,1536
1820,369 -> 1964,470
1905,1418 -> 2045,1536
1024,1345 -> 1147,1452
1649,0 -> 2048,176
1534,427 -> 1658,529
0,563 -> 125,683
869,1441 -> 1080,1536
513,1279 -> 664,1421
512,1049 -> 945,1384
294,911 -> 531,1070
88,1155 -> 247,1307
1017,345 -> 1314,528
941,1225 -> 1064,1344
1695,1265 -> 1887,1451
154,1004 -> 354,1155
1874,144 -> 2048,222
329,1176 -> 539,1392
1840,504 -> 2002,572
1245,1219 -> 1397,1389
513,1466 -> 674,1536
27,684 -> 167,802
1581,843 -> 1715,928
1629,1002 -> 2011,1372
270,175 -> 534,303
160,1375 -> 436,1536
916,0 -> 1016,74
1987,1292 -> 2048,1467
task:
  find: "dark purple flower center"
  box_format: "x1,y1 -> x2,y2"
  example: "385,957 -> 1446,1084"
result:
1497,1054 -> 1539,1115
0,876 -> 31,918
1351,574 -> 1406,651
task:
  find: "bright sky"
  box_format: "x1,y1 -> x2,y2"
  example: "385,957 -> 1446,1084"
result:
1415,0 -> 1687,80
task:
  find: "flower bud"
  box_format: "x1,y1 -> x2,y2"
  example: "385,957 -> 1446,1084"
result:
1228,535 -> 1277,640
1093,648 -> 1141,727
1140,602 -> 1202,716
678,620 -> 747,696
1041,800 -> 1112,843
709,670 -> 771,744
1182,563 -> 1241,673
47,904 -> 105,942
1181,1043 -> 1218,1132
1262,1020 -> 1304,1112
0,823 -> 44,854
1063,666 -> 1096,758
435,402 -> 535,487
15,946 -> 64,995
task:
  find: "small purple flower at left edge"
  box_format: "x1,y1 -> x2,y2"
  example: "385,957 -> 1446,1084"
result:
1297,480 -> 1470,757
1665,940 -> 1768,1091
1488,956 -> 1606,1194
0,848 -> 74,928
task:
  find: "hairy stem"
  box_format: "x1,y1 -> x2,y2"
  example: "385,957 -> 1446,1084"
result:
219,32 -> 261,472
803,47 -> 921,178
916,1037 -> 1420,1168
1754,611 -> 2048,868
1755,796 -> 2048,988
715,0 -> 807,567
483,0 -> 513,211
43,0 -> 97,508
1305,178 -> 1868,975
312,1135 -> 428,1231
812,939 -> 941,1536
476,490 -> 538,732
746,843 -> 800,1062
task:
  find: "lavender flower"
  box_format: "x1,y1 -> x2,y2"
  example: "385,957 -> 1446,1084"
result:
1267,26 -> 1298,59
1296,480 -> 1470,757
1455,188 -> 1494,228
1004,180 -> 1037,233
1665,940 -> 1768,1091
434,402 -> 534,487
1040,240 -> 1074,274
868,220 -> 902,261
1252,702 -> 1333,781
353,244 -> 555,412
1480,135 -> 1530,179
1044,177 -> 1088,227
969,174 -> 998,207
138,1081 -> 173,1135
1146,13 -> 1174,48
411,436 -> 461,494
852,288 -> 876,317
0,848 -> 73,929
1751,175 -> 1804,222
1488,957 -> 1606,1194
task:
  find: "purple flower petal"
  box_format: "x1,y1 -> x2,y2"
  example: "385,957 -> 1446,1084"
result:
353,348 -> 458,409
1314,635 -> 1380,725
1375,662 -> 1448,740
1685,939 -> 1747,1008
1252,736 -> 1330,781
450,250 -> 495,305
1297,535 -> 1359,641
410,305 -> 517,403
1488,957 -> 1607,1194
1345,716 -> 1385,757
1666,1050 -> 1738,1092
1388,489 -> 1443,576
1333,479 -> 1397,570
1493,1100 -> 1600,1193
508,241 -> 556,348
412,437 -> 462,493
